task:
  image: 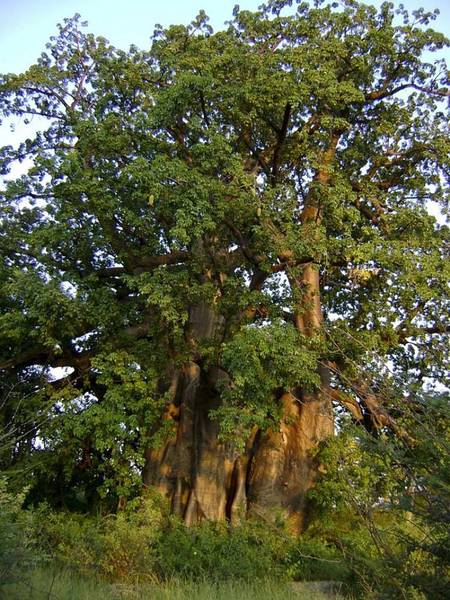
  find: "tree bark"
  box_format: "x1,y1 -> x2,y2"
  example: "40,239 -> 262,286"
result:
143,134 -> 341,532
143,295 -> 333,533
247,388 -> 333,533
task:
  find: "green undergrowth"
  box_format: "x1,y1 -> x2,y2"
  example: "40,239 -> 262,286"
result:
3,474 -> 446,599
18,491 -> 348,586
2,568 -> 341,600
0,484 -> 352,597
35,512 -> 349,586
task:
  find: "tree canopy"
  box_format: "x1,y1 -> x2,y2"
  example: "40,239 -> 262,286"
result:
0,0 -> 449,529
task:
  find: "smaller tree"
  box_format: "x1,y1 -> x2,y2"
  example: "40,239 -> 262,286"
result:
310,390 -> 450,599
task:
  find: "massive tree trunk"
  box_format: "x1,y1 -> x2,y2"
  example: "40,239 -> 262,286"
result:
143,303 -> 237,523
143,138 -> 338,531
247,388 -> 333,533
143,136 -> 339,532
142,294 -> 333,533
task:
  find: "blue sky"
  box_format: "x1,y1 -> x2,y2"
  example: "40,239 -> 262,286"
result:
0,0 -> 449,75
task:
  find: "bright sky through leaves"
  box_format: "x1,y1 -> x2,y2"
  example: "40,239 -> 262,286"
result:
1,0 -> 449,75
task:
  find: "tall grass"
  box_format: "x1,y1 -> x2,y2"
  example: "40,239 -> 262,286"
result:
2,567 -> 341,600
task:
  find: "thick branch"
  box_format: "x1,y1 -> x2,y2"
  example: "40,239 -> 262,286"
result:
354,382 -> 414,444
365,83 -> 410,102
0,346 -> 52,371
327,362 -> 414,444
137,250 -> 190,270
271,102 -> 291,184
93,251 -> 190,278
327,387 -> 364,422
396,323 -> 450,343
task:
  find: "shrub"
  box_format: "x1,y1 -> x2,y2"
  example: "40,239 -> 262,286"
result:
309,415 -> 450,599
36,494 -> 166,582
0,477 -> 39,586
152,519 -> 290,582
35,496 -> 295,584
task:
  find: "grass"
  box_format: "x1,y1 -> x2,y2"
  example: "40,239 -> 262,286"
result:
1,568 -> 343,599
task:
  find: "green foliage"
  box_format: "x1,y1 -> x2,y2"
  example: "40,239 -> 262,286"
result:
35,495 -> 166,582
153,519 -> 289,582
1,0 -> 448,480
213,321 -> 321,444
30,492 -> 351,586
2,474 -> 448,598
309,396 -> 450,599
35,497 -> 291,583
289,539 -> 351,584
0,478 -> 39,586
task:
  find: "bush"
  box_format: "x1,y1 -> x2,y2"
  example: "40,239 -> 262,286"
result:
308,415 -> 450,599
0,477 -> 39,587
286,537 -> 352,585
36,496 -> 294,584
36,494 -> 166,582
153,519 -> 290,582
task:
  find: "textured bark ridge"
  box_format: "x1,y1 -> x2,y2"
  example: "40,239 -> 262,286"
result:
143,367 -> 332,533
248,389 -> 333,533
143,302 -> 333,534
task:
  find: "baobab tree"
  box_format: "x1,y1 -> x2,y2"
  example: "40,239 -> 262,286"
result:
0,0 -> 448,532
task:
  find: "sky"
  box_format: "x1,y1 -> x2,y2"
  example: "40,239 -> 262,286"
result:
0,0 -> 449,76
